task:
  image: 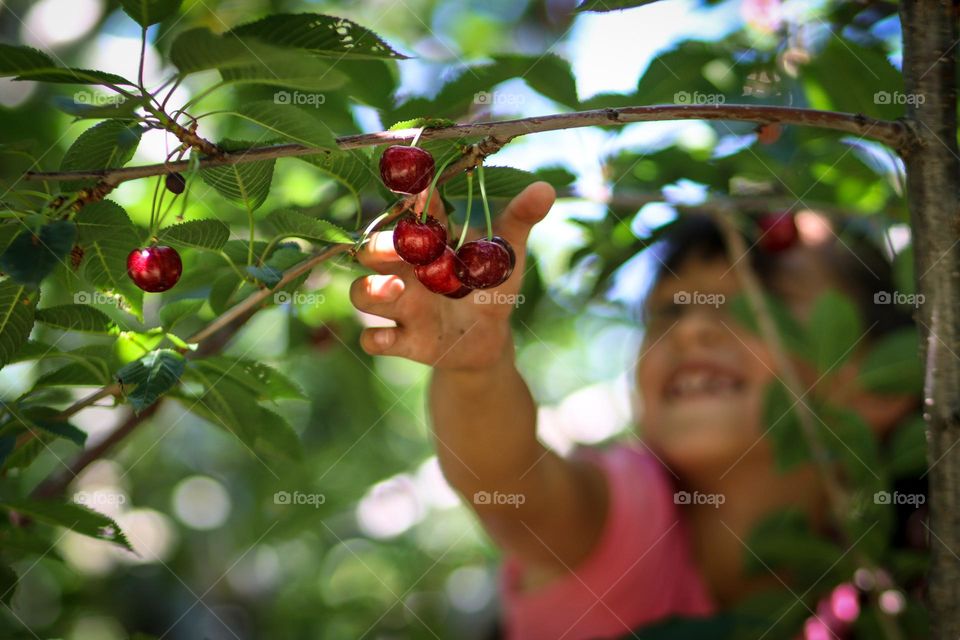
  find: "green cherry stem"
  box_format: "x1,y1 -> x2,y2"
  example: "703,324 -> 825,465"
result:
420,153 -> 457,224
477,163 -> 493,240
455,171 -> 473,251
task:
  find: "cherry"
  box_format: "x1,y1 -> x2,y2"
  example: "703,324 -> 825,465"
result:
165,172 -> 186,195
126,245 -> 182,292
443,285 -> 473,299
414,246 -> 467,295
490,235 -> 516,277
756,123 -> 782,145
455,239 -> 511,289
757,212 -> 798,253
379,146 -> 435,194
393,214 -> 447,265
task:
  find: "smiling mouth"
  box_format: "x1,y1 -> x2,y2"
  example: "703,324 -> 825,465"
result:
664,363 -> 747,402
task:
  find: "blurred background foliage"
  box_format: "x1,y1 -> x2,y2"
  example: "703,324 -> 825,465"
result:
0,0 -> 924,638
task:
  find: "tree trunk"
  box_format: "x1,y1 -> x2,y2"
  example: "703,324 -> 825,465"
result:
900,2 -> 960,637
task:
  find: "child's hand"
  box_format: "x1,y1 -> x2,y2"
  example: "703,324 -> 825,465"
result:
350,181 -> 555,370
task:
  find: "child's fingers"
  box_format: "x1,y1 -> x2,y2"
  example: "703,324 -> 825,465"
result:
349,274 -> 406,319
359,326 -> 411,359
493,181 -> 556,250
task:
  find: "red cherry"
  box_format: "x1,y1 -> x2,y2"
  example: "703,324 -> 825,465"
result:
414,246 -> 466,295
126,245 -> 182,292
455,240 -> 511,289
757,123 -> 782,145
757,212 -> 798,253
379,146 -> 435,194
490,235 -> 516,278
443,285 -> 473,299
165,172 -> 186,195
393,215 -> 447,265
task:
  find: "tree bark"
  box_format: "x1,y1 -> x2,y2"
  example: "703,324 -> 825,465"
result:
899,2 -> 960,637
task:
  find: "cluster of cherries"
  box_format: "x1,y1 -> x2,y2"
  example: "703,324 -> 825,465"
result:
379,145 -> 515,298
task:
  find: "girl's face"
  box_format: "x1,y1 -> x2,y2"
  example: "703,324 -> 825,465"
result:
636,254 -> 780,476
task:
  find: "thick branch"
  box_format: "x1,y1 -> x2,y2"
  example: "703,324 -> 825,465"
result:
23,105 -> 909,186
899,3 -> 960,639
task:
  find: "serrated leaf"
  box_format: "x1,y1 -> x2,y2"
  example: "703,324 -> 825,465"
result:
194,356 -> 306,401
0,500 -> 132,551
75,201 -> 143,316
15,69 -> 133,85
0,44 -> 133,85
159,298 -> 204,331
234,101 -> 336,148
35,304 -> 116,333
198,140 -> 275,211
253,406 -> 303,460
576,0 -> 662,11
119,0 -> 182,27
11,407 -> 88,446
245,264 -> 283,287
219,58 -> 347,92
116,349 -> 185,412
859,327 -> 922,394
808,290 -> 862,375
0,221 -> 76,287
263,210 -> 352,244
0,44 -> 54,75
157,219 -> 230,250
229,13 -> 408,60
298,148 -> 371,197
443,166 -> 555,199
60,120 -> 143,191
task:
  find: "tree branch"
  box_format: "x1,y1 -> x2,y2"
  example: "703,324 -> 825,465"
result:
23,105 -> 910,186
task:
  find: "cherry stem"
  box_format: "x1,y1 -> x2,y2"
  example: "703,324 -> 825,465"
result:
410,127 -> 425,148
477,163 -> 492,239
421,153 -> 457,224
455,171 -> 473,251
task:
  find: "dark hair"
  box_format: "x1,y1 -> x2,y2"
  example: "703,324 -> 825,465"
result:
645,213 -> 914,340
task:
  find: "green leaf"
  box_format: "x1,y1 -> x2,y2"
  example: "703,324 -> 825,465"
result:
219,58 -> 348,92
263,210 -> 352,244
0,436 -> 14,470
11,407 -> 87,446
0,564 -> 17,606
807,290 -> 862,375
74,201 -> 143,316
822,406 -> 882,489
887,415 -> 927,478
208,272 -> 243,315
0,500 -> 132,551
443,166 -> 556,199
170,28 -> 278,75
159,298 -> 204,331
193,356 -> 307,401
35,304 -> 116,333
34,362 -> 109,388
728,292 -> 808,358
802,39 -> 905,121
0,45 -> 134,85
234,101 -> 337,148
116,349 -> 186,412
198,140 -> 275,211
228,13 -> 408,60
746,510 -> 847,588
157,219 -> 230,251
60,120 -> 143,191
298,148 -> 372,198
762,380 -> 809,472
576,0 -> 662,11
0,220 -> 76,286
252,406 -> 303,461
53,93 -> 147,120
119,0 -> 182,27
858,327 -> 922,394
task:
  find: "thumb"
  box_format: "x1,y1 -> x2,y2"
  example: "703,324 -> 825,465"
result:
493,181 -> 556,250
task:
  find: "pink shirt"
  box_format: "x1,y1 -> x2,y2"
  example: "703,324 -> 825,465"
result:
500,443 -> 716,640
